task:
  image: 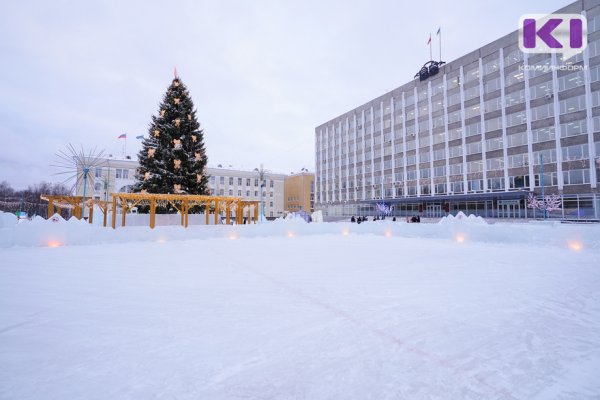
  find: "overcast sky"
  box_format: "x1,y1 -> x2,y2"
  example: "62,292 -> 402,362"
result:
0,0 -> 568,190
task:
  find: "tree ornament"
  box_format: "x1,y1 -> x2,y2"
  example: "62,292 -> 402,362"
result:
195,151 -> 201,161
148,148 -> 156,158
174,159 -> 182,169
144,172 -> 150,181
174,98 -> 180,105
160,109 -> 165,117
197,173 -> 202,183
174,79 -> 180,87
191,135 -> 197,142
174,118 -> 181,127
153,129 -> 160,137
187,114 -> 192,121
173,139 -> 182,149
174,184 -> 181,192
141,189 -> 147,194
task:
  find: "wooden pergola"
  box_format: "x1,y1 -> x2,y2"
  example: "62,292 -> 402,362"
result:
42,194 -> 260,229
42,195 -> 89,220
110,193 -> 260,229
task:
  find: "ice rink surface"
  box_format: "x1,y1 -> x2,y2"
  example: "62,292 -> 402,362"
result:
1,219 -> 600,399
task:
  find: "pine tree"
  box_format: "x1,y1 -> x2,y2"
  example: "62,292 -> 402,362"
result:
134,76 -> 209,196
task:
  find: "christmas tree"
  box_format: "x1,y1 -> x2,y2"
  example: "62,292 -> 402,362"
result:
134,75 -> 209,196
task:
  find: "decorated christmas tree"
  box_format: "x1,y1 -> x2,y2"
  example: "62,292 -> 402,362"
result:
134,74 -> 209,196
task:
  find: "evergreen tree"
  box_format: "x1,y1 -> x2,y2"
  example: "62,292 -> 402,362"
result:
134,76 -> 209,195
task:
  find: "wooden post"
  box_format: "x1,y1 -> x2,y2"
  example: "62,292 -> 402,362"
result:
103,205 -> 108,227
74,206 -> 81,220
88,204 -> 94,224
112,196 -> 117,229
47,198 -> 54,219
214,200 -> 220,225
226,202 -> 231,225
121,202 -> 127,227
150,197 -> 156,229
184,199 -> 189,228
205,201 -> 209,225
254,203 -> 258,224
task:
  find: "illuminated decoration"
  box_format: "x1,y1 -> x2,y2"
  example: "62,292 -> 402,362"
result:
191,135 -> 197,142
287,231 -> 295,238
341,228 -> 349,236
568,240 -> 583,251
160,109 -> 165,117
174,118 -> 181,127
174,184 -> 182,192
188,114 -> 192,121
174,98 -> 180,104
47,240 -> 62,248
174,159 -> 182,169
154,129 -> 160,137
195,151 -> 201,161
174,79 -> 180,87
173,139 -> 182,149
455,234 -> 466,243
147,148 -> 156,158
141,189 -> 147,194
384,229 -> 392,237
196,173 -> 202,183
376,202 -> 392,216
414,60 -> 446,81
228,234 -> 237,240
144,172 -> 150,181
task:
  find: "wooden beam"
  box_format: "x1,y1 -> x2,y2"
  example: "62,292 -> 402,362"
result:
47,198 -> 54,219
214,200 -> 219,225
88,205 -> 94,224
112,196 -> 117,229
150,197 -> 156,229
205,201 -> 209,225
121,202 -> 127,227
254,204 -> 258,224
184,199 -> 189,228
226,203 -> 230,225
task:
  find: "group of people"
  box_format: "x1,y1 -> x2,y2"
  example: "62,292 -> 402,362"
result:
350,215 -> 421,223
350,215 -> 397,224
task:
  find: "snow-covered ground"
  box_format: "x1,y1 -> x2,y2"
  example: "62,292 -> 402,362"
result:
1,213 -> 600,399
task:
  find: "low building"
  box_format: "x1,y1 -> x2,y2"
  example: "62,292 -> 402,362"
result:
284,170 -> 315,213
76,158 -> 287,218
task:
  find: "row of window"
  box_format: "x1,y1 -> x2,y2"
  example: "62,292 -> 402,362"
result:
210,176 -> 276,188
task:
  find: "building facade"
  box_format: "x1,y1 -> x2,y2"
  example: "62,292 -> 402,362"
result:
284,171 -> 315,213
315,0 -> 600,219
76,158 -> 287,218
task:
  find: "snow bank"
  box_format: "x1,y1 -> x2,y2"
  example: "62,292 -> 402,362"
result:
1,210 -> 599,251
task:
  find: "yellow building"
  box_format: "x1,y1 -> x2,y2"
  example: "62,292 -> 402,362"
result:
284,170 -> 314,213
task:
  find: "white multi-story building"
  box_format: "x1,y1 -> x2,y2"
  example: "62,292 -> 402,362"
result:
315,0 -> 600,219
76,158 -> 286,218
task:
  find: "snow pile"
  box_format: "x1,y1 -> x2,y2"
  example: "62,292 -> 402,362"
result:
0,211 -> 16,228
438,211 -> 487,226
1,210 -> 599,251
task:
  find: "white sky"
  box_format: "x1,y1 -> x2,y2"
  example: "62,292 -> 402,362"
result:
0,0 -> 567,189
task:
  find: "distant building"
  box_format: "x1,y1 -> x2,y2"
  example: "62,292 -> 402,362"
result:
284,170 -> 315,213
315,0 -> 600,219
76,157 -> 287,218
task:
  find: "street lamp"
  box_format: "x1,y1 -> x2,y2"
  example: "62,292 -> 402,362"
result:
255,164 -> 267,222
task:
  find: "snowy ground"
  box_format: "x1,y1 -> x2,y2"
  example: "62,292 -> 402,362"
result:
1,215 -> 600,399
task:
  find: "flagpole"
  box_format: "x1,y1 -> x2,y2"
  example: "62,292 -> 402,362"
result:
439,29 -> 442,61
429,32 -> 432,60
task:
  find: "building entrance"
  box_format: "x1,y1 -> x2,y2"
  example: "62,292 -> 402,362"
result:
498,200 -> 521,218
426,204 -> 443,218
